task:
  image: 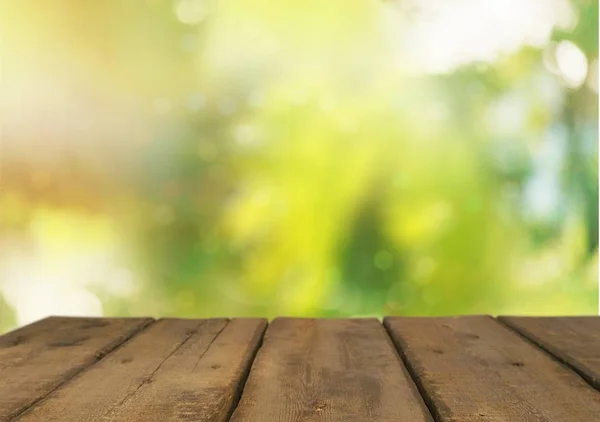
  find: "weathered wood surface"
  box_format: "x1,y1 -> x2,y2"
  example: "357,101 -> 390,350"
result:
0,316 -> 152,421
16,318 -> 266,422
229,318 -> 433,422
1,315 -> 599,421
384,315 -> 600,421
499,316 -> 600,391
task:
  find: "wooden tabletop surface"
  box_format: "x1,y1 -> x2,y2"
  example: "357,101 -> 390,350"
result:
1,316 -> 599,421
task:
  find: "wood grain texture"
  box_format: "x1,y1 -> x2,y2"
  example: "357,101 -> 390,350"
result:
498,316 -> 600,391
0,316 -> 152,421
229,317 -> 433,422
384,315 -> 600,421
17,318 -> 266,422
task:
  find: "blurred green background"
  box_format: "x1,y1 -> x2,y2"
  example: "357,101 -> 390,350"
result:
0,0 -> 598,333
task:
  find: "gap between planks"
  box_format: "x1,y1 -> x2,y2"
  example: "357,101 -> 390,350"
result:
223,321 -> 266,422
381,319 -> 443,422
497,316 -> 600,392
384,315 -> 600,421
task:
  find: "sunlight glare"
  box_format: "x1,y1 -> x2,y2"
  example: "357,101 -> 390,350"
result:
394,0 -> 574,74
555,40 -> 588,89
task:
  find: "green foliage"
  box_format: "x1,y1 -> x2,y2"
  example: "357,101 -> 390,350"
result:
0,0 -> 597,333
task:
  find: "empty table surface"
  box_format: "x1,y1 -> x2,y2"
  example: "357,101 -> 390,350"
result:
1,315 -> 599,421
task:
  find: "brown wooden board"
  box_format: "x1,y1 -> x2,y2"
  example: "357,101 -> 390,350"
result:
499,316 -> 600,391
0,316 -> 152,421
229,317 -> 433,422
17,318 -> 266,422
384,315 -> 600,421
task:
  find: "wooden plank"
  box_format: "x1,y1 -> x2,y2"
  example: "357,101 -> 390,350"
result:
229,317 -> 433,422
18,318 -> 267,422
384,316 -> 600,421
0,316 -> 152,421
498,316 -> 600,391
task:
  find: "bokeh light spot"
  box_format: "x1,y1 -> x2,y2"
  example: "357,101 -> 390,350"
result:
234,124 -> 261,147
374,250 -> 394,270
174,0 -> 207,25
555,40 -> 588,89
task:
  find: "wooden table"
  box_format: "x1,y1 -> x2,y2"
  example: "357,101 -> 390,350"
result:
1,316 -> 599,421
